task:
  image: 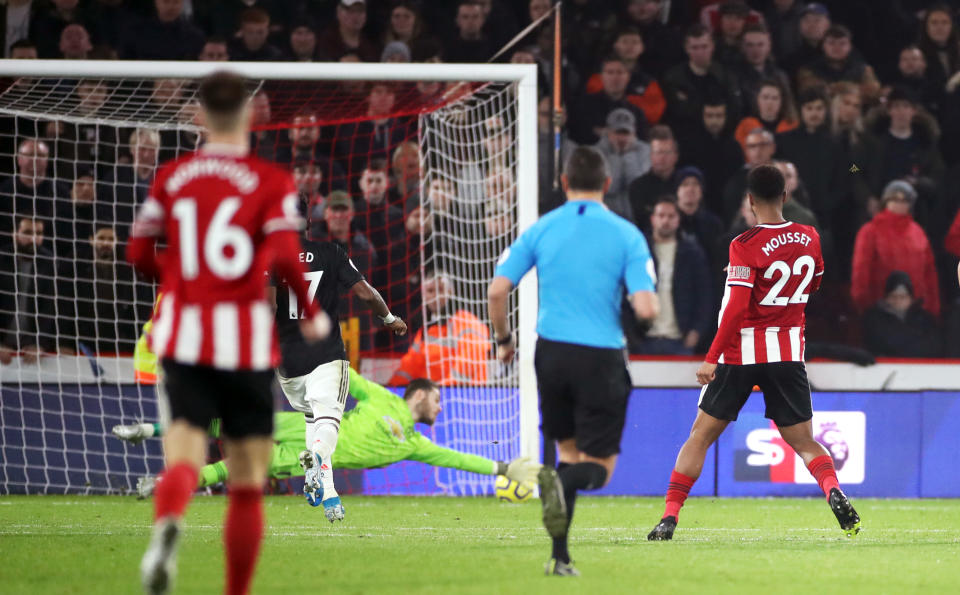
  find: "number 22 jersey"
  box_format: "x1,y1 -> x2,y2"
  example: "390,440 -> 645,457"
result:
716,221 -> 824,365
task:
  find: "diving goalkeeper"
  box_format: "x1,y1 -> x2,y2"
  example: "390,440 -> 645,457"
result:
114,368 -> 539,496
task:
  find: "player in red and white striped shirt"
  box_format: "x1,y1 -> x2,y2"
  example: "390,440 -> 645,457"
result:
710,214 -> 823,366
129,71 -> 330,595
647,164 -> 860,541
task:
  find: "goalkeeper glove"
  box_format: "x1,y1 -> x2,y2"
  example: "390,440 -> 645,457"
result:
112,422 -> 157,444
496,457 -> 541,485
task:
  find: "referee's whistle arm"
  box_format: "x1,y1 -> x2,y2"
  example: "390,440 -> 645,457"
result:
630,291 -> 659,323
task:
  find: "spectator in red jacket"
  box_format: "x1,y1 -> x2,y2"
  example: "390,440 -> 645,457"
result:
851,180 -> 940,316
941,201 -> 960,259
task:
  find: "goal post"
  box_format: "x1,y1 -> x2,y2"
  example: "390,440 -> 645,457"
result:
0,59 -> 540,495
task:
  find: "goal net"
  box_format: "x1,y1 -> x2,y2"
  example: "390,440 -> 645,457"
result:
0,61 -> 538,496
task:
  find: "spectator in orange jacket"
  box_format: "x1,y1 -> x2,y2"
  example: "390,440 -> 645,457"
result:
389,270 -> 490,386
851,180 -> 940,316
568,55 -> 652,145
583,27 -> 667,126
734,79 -> 798,152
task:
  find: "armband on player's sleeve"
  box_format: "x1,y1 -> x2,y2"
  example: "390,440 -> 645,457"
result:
726,264 -> 754,288
725,241 -> 756,288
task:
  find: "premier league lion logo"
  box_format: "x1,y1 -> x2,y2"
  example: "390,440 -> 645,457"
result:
815,422 -> 849,471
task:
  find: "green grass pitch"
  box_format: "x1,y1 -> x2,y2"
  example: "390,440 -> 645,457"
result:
2,495 -> 959,594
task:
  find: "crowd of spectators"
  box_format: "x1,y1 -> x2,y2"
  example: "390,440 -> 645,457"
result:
2,0 -> 960,364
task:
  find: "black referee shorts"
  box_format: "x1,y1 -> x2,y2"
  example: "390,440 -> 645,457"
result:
161,359 -> 276,439
698,362 -> 813,427
534,338 -> 631,458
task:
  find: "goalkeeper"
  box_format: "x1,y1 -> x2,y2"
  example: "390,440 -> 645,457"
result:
114,368 -> 539,495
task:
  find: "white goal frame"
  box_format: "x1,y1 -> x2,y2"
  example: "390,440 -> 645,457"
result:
0,59 -> 541,466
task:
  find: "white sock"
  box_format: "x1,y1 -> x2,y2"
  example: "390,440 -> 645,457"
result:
304,417 -> 317,451
310,423 -> 339,494
310,423 -> 339,459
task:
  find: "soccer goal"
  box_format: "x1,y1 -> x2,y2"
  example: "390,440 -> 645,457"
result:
0,60 -> 539,496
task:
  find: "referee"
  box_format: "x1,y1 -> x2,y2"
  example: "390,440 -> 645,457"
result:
488,146 -> 658,576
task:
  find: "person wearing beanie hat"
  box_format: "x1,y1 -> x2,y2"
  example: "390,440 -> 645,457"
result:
861,270 -> 942,357
287,20 -> 319,61
883,270 -> 914,297
673,165 -> 724,272
881,179 -> 917,208
868,84 -> 945,200
851,178 -> 940,316
781,3 -> 831,74
673,165 -> 704,190
774,86 -> 846,230
381,40 -> 411,63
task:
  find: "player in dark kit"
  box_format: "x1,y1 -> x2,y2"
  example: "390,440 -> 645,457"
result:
128,71 -> 331,595
270,226 -> 407,522
647,164 -> 861,542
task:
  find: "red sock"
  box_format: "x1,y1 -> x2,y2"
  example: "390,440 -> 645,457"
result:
154,463 -> 198,521
807,455 -> 840,498
663,470 -> 696,519
224,487 -> 264,595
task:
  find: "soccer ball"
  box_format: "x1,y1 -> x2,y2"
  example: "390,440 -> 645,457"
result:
494,475 -> 533,503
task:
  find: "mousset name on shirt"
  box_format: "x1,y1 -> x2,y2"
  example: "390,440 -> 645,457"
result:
165,158 -> 260,195
761,231 -> 812,256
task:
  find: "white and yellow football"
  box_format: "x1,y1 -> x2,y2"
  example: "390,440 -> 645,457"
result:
494,475 -> 534,503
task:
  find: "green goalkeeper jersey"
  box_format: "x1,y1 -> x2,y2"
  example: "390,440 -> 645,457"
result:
335,369 -> 496,474
204,370 -> 496,475
206,413 -> 303,445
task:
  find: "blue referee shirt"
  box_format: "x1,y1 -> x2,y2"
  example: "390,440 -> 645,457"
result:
495,200 -> 656,349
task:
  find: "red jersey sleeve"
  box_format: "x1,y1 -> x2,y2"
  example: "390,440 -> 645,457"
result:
811,229 -> 825,294
126,167 -> 169,281
726,240 -> 756,288
705,238 -> 756,364
261,171 -> 317,318
262,174 -> 303,236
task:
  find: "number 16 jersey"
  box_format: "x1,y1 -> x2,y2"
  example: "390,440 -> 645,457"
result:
718,221 -> 824,365
131,149 -> 308,371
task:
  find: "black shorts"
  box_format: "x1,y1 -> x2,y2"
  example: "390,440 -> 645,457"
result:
534,338 -> 631,458
161,359 -> 276,439
698,362 -> 812,427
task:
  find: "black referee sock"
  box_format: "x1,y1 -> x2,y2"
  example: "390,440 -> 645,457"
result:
551,462 -> 608,564
560,462 -> 608,493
